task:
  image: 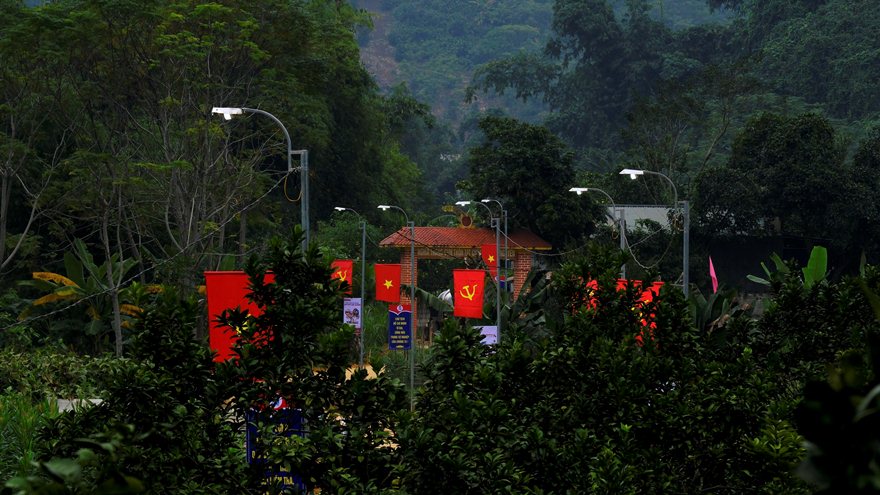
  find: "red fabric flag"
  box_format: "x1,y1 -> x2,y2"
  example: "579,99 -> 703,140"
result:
709,256 -> 719,293
374,264 -> 402,302
331,259 -> 354,295
481,244 -> 498,277
204,271 -> 275,362
453,269 -> 486,319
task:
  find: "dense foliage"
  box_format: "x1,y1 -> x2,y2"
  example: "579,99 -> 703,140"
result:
8,237 -> 880,493
7,0 -> 880,491
0,0 -> 422,296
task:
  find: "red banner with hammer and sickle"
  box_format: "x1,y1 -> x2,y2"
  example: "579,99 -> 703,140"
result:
331,259 -> 354,295
453,269 -> 485,319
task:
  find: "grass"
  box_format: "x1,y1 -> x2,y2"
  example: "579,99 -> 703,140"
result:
0,390 -> 59,480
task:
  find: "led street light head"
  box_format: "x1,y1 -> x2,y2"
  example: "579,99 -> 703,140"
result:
211,107 -> 243,120
619,168 -> 645,180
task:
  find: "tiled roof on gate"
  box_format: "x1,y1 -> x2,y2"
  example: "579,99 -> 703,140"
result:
379,227 -> 552,250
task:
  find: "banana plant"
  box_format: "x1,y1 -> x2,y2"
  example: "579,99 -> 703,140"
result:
19,239 -> 139,353
802,246 -> 828,288
746,252 -> 789,288
747,246 -> 828,289
688,285 -> 751,334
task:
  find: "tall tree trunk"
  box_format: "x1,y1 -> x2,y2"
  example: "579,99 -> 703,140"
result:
0,174 -> 9,267
101,206 -> 124,357
239,208 -> 247,263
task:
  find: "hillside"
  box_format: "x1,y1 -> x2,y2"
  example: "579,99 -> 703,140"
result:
355,0 -> 729,123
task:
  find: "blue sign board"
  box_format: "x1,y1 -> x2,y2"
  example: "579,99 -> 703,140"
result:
388,304 -> 412,350
245,406 -> 306,491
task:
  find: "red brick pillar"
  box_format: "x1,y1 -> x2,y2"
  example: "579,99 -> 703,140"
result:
400,250 -> 418,339
512,251 -> 532,301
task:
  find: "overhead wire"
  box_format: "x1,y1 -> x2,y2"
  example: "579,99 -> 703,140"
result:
620,208 -> 681,272
282,172 -> 302,202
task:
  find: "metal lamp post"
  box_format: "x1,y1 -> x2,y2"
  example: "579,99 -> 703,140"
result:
569,187 -> 626,278
211,107 -> 309,251
377,204 -> 416,410
456,200 -> 502,342
334,207 -> 367,369
480,198 -> 508,288
619,168 -> 689,298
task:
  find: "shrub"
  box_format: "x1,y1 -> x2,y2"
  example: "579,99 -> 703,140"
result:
23,288 -> 259,494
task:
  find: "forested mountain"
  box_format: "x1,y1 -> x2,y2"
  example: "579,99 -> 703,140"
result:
357,0 -> 880,279
356,0 -> 729,122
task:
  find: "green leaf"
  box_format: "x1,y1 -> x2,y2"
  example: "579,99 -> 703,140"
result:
802,246 -> 827,288
42,458 -> 81,482
65,251 -> 86,287
74,238 -> 101,282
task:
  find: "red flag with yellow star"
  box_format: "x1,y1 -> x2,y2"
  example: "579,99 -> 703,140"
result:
374,264 -> 401,302
453,269 -> 485,318
331,259 -> 354,295
481,244 -> 498,277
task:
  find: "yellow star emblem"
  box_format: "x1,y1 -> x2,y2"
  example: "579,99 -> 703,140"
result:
488,255 -> 495,263
383,279 -> 393,289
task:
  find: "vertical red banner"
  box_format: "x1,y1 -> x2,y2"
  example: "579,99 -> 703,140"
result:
453,269 -> 486,319
204,271 -> 274,362
331,259 -> 354,295
374,264 -> 402,302
481,244 -> 498,277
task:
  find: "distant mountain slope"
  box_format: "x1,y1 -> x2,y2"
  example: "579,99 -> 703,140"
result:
355,0 -> 552,122
356,0 -> 729,124
357,0 -> 400,88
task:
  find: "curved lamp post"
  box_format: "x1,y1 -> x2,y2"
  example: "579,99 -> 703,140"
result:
481,198 -> 508,287
456,200 -> 502,342
334,207 -> 367,369
212,107 -> 309,251
377,204 -> 415,410
619,168 -> 689,297
569,187 -> 626,278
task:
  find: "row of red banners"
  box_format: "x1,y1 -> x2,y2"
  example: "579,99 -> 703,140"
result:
366,264 -> 486,319
330,244 -> 499,319
205,267 -> 667,362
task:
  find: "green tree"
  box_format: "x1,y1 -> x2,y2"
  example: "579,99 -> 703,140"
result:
694,112 -> 865,249
472,0 -> 675,151
400,246 -> 814,493
850,126 -> 880,262
460,115 -> 596,248
216,231 -> 407,494
0,0 -> 427,300
0,0 -> 70,282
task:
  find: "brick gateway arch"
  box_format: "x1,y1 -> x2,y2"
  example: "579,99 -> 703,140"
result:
378,226 -> 552,338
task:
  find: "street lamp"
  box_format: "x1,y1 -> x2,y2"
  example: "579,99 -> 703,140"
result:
334,207 -> 367,369
569,187 -> 626,278
456,200 -> 502,342
620,168 -> 678,206
618,168 -> 689,297
377,204 -> 416,410
211,106 -> 309,251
